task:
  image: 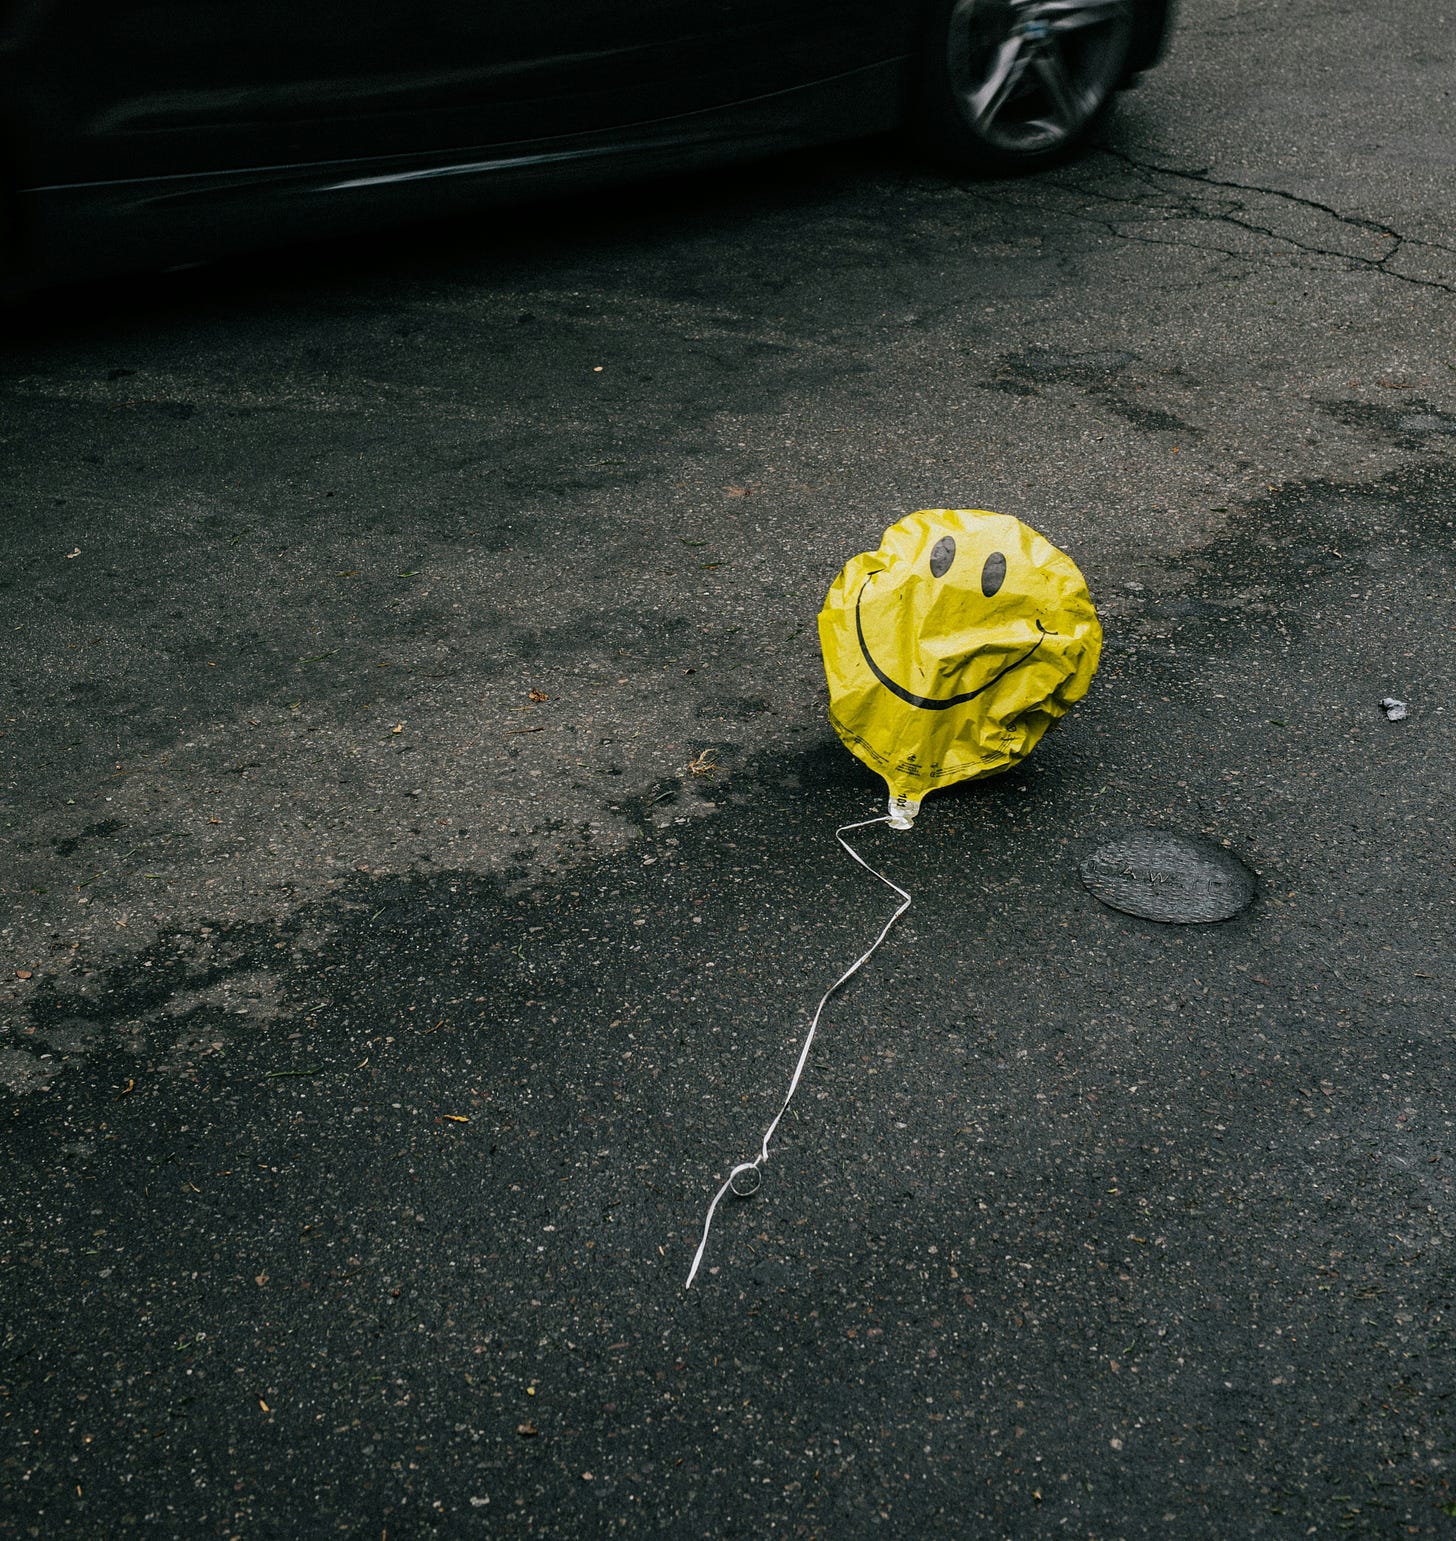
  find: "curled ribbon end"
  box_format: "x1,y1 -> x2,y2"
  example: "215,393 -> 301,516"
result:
681,809 -> 912,1290
684,1161 -> 764,1289
729,1164 -> 762,1198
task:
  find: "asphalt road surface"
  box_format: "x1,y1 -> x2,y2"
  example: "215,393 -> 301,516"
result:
4,4 -> 1456,1537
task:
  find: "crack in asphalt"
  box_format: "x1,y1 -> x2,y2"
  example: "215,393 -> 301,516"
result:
1041,149 -> 1456,295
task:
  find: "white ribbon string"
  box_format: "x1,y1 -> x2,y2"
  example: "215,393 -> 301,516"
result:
684,813 -> 912,1289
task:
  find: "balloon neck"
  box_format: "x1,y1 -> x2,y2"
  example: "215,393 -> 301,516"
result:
887,793 -> 919,830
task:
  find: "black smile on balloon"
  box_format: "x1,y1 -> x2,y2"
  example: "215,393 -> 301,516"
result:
854,575 -> 1050,712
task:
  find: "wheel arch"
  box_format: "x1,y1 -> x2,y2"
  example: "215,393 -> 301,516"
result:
1124,0 -> 1177,80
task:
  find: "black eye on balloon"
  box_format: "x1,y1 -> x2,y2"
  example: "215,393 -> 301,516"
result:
929,535 -> 956,578
981,551 -> 1007,597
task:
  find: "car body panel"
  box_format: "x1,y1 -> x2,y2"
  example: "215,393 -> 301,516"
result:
22,62 -> 911,281
12,0 -> 912,180
0,0 -> 1174,285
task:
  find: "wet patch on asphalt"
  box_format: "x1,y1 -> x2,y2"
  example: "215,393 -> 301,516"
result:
5,533 -> 1455,1535
1317,396 -> 1456,452
983,348 -> 1198,436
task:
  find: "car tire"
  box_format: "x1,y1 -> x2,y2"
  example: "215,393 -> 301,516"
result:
914,0 -> 1135,175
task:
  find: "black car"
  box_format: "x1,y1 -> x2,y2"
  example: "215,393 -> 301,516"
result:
0,0 -> 1175,288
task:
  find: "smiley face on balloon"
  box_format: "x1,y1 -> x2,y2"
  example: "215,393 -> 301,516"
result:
818,509 -> 1101,826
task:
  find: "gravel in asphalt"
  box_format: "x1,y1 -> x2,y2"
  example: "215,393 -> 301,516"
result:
3,3 -> 1456,1535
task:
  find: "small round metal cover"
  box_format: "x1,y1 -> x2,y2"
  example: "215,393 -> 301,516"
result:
1079,829 -> 1255,924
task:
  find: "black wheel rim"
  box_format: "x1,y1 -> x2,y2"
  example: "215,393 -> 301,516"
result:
946,0 -> 1133,155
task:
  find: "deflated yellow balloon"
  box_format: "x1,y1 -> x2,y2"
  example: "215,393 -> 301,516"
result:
818,509 -> 1101,827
